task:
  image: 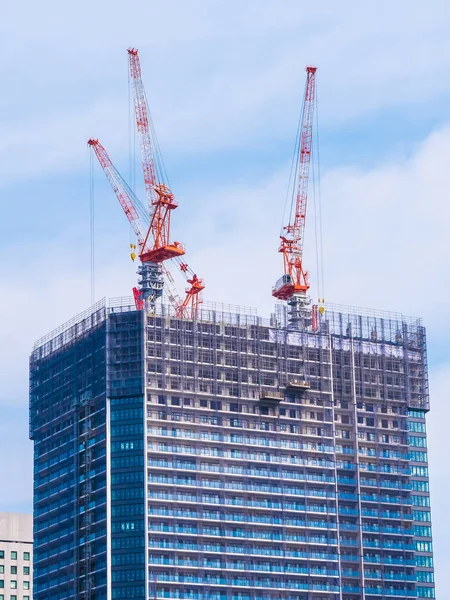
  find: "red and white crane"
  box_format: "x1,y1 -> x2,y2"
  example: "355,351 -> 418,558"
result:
272,66 -> 317,327
88,48 -> 204,317
88,138 -> 204,317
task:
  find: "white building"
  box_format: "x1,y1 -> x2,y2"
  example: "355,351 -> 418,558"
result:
0,513 -> 32,600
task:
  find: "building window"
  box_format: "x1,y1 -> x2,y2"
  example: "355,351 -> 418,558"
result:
412,481 -> 430,492
23,552 -> 30,561
10,552 -> 17,560
416,541 -> 433,553
10,566 -> 17,575
417,571 -> 434,583
0,567 -> 3,574
10,596 -> 17,600
417,587 -> 435,598
416,555 -> 433,568
0,581 -> 3,588
0,551 -> 3,559
10,580 -> 17,589
409,435 -> 427,448
24,597 -> 29,600
412,465 -> 429,477
23,567 -> 30,575
23,581 -> 30,590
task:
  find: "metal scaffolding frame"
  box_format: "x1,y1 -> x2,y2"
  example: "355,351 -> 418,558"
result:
30,297 -> 432,600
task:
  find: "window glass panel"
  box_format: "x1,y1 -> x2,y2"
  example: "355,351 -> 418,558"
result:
10,552 -> 17,560
23,552 -> 30,561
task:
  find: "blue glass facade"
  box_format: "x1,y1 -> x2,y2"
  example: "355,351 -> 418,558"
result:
30,303 -> 108,600
108,309 -> 146,599
30,299 -> 435,599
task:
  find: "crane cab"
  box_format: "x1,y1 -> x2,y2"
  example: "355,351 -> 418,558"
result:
272,274 -> 294,300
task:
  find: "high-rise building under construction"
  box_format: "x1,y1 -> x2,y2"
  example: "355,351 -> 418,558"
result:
29,297 -> 435,600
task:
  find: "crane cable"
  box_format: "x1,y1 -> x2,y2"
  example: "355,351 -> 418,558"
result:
89,146 -> 96,306
280,96 -> 304,237
312,89 -> 325,305
128,62 -> 136,247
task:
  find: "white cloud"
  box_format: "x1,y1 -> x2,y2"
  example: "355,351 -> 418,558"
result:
0,231 -> 137,407
2,1 -> 450,186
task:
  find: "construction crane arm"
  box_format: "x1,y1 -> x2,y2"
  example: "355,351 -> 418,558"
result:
88,139 -> 146,247
128,47 -> 158,211
173,258 -> 205,319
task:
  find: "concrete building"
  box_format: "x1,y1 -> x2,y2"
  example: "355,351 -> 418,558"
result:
0,513 -> 33,600
29,297 -> 435,599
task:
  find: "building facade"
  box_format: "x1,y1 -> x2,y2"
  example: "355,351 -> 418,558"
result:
0,513 -> 33,600
29,298 -> 435,599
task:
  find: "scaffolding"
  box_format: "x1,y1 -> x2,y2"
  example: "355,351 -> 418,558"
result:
30,297 -> 432,600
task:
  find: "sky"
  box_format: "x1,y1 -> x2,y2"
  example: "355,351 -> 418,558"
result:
1,0 -> 450,593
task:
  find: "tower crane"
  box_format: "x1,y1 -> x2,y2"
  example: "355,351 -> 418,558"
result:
272,66 -> 317,327
88,48 -> 204,317
127,47 -> 205,316
88,139 -> 204,317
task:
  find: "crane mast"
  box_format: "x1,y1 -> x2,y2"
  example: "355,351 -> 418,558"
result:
272,66 -> 317,326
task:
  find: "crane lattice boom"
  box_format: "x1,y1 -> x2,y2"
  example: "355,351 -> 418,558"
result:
127,48 -> 184,264
128,48 -> 157,210
87,139 -> 145,246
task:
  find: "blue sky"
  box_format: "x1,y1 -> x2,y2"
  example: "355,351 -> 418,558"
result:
1,0 -> 450,593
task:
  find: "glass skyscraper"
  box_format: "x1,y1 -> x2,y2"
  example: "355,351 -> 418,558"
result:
29,298 -> 435,599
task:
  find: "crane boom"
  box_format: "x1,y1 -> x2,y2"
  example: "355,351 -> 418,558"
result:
87,139 -> 145,246
273,66 -> 317,304
128,48 -> 157,210
127,48 -> 184,265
